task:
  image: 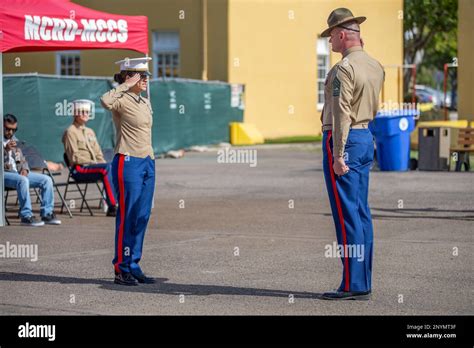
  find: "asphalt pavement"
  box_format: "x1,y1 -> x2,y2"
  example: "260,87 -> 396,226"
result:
0,144 -> 472,315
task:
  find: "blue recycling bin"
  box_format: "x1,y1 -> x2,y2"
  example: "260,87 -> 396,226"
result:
368,109 -> 419,171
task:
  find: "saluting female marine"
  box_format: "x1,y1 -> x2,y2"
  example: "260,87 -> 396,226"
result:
101,57 -> 156,286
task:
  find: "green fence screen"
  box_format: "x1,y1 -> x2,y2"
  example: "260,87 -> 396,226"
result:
3,74 -> 244,163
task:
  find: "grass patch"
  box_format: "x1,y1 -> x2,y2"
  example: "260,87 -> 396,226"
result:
265,135 -> 322,144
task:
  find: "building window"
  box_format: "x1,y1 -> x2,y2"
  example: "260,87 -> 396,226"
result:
153,31 -> 180,78
317,38 -> 330,110
56,51 -> 81,76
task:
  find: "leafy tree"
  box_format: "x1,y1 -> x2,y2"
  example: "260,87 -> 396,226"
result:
404,0 -> 457,97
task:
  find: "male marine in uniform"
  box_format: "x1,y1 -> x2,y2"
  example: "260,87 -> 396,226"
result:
62,100 -> 117,216
320,8 -> 384,300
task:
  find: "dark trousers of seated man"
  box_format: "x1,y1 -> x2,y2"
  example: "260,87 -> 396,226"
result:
71,163 -> 117,208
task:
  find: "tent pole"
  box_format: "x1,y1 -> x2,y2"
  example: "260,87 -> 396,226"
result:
0,53 -> 5,227
146,53 -> 151,100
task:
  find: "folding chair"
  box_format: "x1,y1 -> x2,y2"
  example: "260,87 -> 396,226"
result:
3,186 -> 41,225
3,187 -> 16,226
4,183 -> 43,206
61,153 -> 107,216
18,143 -> 72,218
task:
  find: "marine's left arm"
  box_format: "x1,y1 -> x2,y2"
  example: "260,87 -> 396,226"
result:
331,64 -> 354,158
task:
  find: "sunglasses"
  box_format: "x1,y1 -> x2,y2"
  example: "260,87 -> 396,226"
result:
4,126 -> 18,133
126,72 -> 149,79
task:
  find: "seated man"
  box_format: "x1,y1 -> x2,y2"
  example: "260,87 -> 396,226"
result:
62,99 -> 117,216
3,114 -> 61,227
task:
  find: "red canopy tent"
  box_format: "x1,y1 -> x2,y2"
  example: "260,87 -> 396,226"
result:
0,0 -> 148,53
0,0 -> 149,225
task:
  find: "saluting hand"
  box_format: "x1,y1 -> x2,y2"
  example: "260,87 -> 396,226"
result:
125,73 -> 141,88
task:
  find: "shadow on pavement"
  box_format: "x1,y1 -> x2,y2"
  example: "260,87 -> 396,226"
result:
315,207 -> 474,221
0,272 -> 324,299
370,207 -> 474,221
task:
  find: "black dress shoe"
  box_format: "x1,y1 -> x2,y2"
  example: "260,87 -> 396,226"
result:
131,273 -> 156,284
321,290 -> 371,301
114,272 -> 138,286
106,206 -> 117,217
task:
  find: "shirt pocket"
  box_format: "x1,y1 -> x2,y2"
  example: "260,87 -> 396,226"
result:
77,140 -> 87,150
87,134 -> 96,143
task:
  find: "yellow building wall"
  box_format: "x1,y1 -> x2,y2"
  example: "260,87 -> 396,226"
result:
3,0 -> 205,79
457,0 -> 474,121
3,51 -> 55,75
206,0 -> 229,81
227,0 -> 403,138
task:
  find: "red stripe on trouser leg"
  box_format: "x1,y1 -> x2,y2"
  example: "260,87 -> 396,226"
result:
326,131 -> 350,292
114,156 -> 126,274
75,165 -> 116,206
102,175 -> 116,206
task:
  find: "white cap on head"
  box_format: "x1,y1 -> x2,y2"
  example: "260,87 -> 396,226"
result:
115,57 -> 152,75
73,99 -> 93,114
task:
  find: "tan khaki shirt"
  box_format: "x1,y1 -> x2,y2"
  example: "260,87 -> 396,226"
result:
100,83 -> 154,159
321,46 -> 385,157
62,124 -> 105,165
